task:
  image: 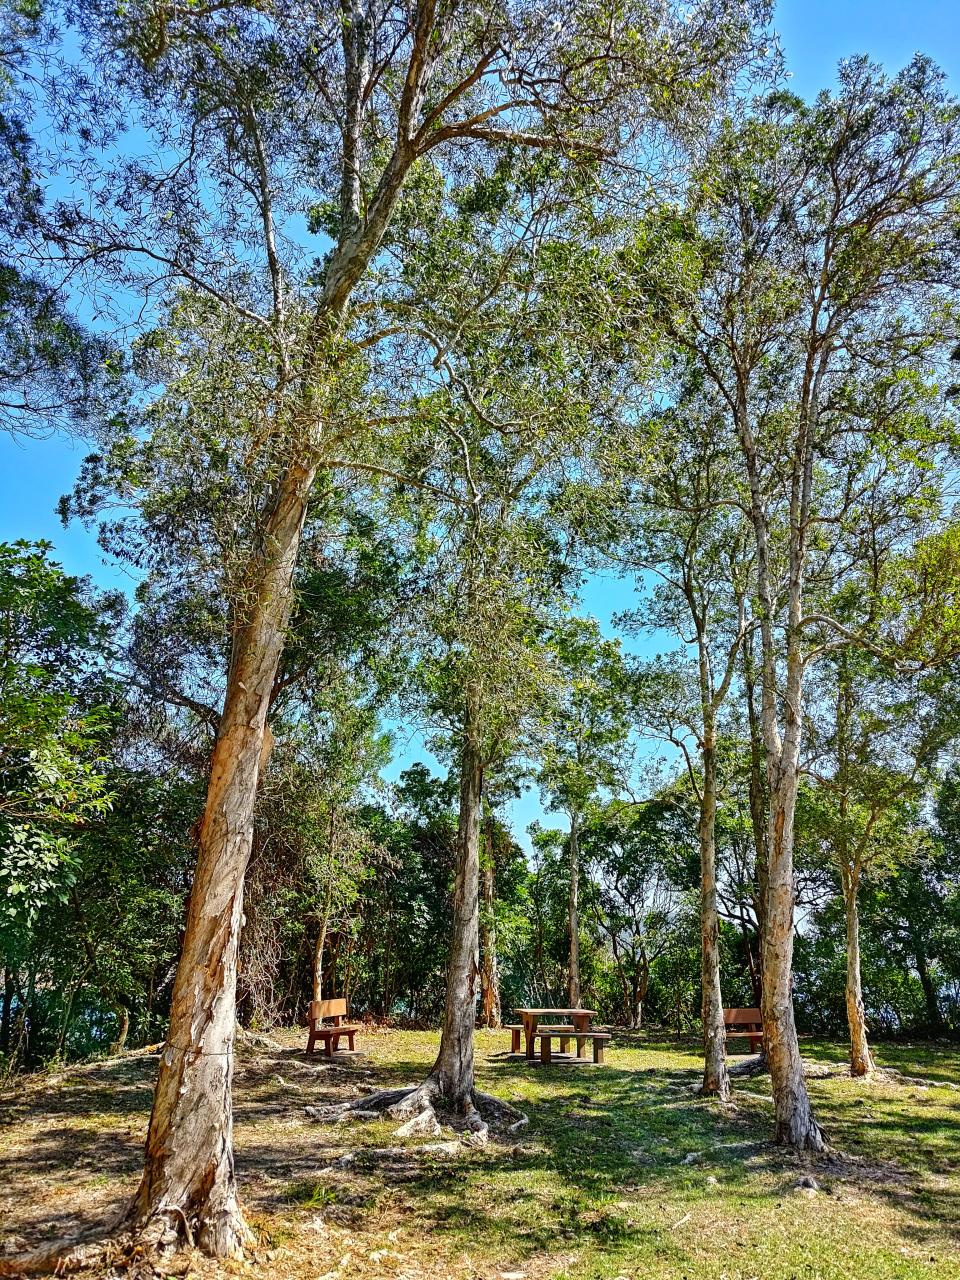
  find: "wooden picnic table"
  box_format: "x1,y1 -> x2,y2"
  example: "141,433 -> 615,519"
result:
513,1007 -> 598,1059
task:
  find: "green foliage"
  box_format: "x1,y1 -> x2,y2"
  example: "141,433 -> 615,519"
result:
0,542 -> 116,931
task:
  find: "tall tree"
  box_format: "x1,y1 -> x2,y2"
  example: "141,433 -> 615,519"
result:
617,398 -> 751,1099
47,0 -> 768,1249
538,620 -> 633,1007
640,58 -> 960,1147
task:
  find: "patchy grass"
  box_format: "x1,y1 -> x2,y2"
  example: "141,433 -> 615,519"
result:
1,1028 -> 958,1279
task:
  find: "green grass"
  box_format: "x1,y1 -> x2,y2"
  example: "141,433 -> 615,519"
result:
1,1027 -> 958,1279
311,1029 -> 960,1280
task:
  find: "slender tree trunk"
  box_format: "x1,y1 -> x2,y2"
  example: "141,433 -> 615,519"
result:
56,976 -> 83,1060
699,717 -> 730,1100
742,634 -> 768,996
429,689 -> 483,1108
479,811 -> 501,1029
111,1002 -> 131,1055
913,940 -> 942,1033
761,664 -> 824,1148
636,961 -> 649,1029
312,881 -> 334,1005
0,967 -> 13,1055
610,934 -> 630,1025
738,387 -> 824,1151
128,458 -> 315,1256
567,809 -> 581,1007
842,870 -> 873,1077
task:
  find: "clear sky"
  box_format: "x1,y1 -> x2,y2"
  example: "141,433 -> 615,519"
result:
3,0 -> 958,835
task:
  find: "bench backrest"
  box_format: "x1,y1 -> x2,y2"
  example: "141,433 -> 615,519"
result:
723,1006 -> 762,1028
310,998 -> 347,1024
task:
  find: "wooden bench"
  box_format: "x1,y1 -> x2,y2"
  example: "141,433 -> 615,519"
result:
306,997 -> 361,1057
723,1007 -> 763,1055
534,1026 -> 611,1065
505,1023 -> 525,1053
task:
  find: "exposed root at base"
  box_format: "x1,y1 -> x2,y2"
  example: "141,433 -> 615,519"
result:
729,1054 -> 769,1078
0,1197 -> 254,1275
306,1076 -> 528,1142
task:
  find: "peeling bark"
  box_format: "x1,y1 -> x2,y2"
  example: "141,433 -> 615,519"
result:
479,811 -> 501,1029
429,689 -> 484,1109
737,377 -> 825,1152
128,459 -> 315,1255
567,809 -> 581,1008
843,874 -> 874,1077
699,718 -> 730,1101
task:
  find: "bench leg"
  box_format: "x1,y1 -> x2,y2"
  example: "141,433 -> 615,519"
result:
347,1030 -> 356,1051
511,1028 -> 521,1053
593,1039 -> 604,1065
559,1036 -> 569,1054
540,1037 -> 552,1065
576,1036 -> 587,1058
322,1037 -> 333,1059
306,1030 -> 316,1054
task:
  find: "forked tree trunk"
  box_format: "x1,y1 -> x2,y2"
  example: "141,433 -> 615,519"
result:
128,458 -> 315,1256
739,391 -> 824,1151
699,721 -> 730,1100
567,809 -> 581,1007
843,871 -> 874,1077
479,813 -> 501,1029
428,692 -> 484,1107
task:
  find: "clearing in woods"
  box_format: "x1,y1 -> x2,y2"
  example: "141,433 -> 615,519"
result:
0,1029 -> 958,1279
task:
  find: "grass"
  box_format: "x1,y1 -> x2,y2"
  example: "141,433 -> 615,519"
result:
1,1028 -> 958,1279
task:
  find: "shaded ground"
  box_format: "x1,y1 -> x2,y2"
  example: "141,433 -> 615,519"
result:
1,1028 -> 959,1279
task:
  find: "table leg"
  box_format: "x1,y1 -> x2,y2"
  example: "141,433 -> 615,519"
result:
524,1013 -> 538,1059
572,1012 -> 589,1058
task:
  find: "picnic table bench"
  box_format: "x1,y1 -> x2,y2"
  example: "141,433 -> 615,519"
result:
724,1006 -> 764,1054
508,1007 -> 610,1064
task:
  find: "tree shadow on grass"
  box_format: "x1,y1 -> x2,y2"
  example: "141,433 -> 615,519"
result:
2,1036 -> 959,1272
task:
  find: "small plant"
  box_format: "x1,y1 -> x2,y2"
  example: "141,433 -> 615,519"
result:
283,1180 -> 338,1208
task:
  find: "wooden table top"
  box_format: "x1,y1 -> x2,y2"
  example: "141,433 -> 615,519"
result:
514,1007 -> 598,1016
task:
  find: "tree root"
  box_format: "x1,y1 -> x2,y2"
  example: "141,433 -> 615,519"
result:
0,1214 -> 136,1277
729,1054 -> 769,1078
305,1078 -> 528,1143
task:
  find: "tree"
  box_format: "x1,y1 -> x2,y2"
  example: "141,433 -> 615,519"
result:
640,58 -> 960,1147
581,796 -> 687,1027
41,0 -> 768,1250
616,397 -> 751,1099
538,620 -> 633,1008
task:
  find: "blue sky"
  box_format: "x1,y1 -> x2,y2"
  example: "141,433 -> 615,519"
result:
3,0 -> 958,837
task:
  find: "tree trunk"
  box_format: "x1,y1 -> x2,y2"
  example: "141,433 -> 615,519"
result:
742,632 -> 768,998
111,1002 -> 131,1055
312,889 -> 334,1006
843,873 -> 873,1077
0,967 -> 13,1055
479,812 -> 501,1029
699,719 -> 730,1100
913,940 -> 942,1033
762,749 -> 824,1148
738,384 -> 824,1151
428,690 -> 483,1108
128,458 -> 315,1256
567,809 -> 581,1007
